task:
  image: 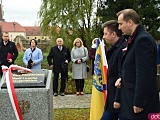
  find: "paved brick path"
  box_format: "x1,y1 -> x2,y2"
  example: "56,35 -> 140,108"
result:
53,94 -> 91,109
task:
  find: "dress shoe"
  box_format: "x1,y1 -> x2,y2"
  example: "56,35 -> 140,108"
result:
76,92 -> 80,96
60,92 -> 65,96
80,92 -> 84,95
53,92 -> 58,96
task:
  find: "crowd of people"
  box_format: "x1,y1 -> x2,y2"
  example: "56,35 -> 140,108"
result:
0,8 -> 159,120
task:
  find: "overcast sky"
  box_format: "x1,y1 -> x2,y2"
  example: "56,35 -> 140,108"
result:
2,0 -> 42,26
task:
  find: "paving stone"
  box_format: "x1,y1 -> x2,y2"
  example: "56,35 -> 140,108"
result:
53,94 -> 91,109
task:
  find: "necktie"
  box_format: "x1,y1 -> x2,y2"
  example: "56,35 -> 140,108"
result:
59,46 -> 62,51
4,42 -> 7,46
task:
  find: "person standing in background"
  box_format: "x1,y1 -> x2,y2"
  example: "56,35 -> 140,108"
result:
101,20 -> 127,120
89,38 -> 108,75
71,38 -> 88,95
115,9 -> 159,120
47,38 -> 71,96
89,38 -> 98,75
0,32 -> 18,77
23,39 -> 43,69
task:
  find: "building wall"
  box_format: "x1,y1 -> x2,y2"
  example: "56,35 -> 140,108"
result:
22,40 -> 51,52
26,35 -> 51,40
9,32 -> 26,41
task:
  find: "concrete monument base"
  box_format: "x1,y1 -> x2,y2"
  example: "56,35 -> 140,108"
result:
0,70 -> 53,120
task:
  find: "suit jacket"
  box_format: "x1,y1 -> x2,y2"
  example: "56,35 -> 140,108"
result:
0,40 -> 18,67
104,36 -> 127,112
47,45 -> 71,73
121,25 -> 159,119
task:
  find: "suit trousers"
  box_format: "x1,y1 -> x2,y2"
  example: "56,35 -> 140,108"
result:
0,66 -> 2,77
75,79 -> 84,92
53,71 -> 66,93
101,109 -> 124,120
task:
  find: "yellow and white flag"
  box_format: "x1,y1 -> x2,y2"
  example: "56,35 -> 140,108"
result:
90,39 -> 108,120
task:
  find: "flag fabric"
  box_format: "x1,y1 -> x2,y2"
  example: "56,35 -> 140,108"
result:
90,39 -> 108,120
0,65 -> 31,120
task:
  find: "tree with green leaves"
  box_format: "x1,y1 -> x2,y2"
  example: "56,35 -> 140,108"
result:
39,0 -> 101,49
96,0 -> 160,40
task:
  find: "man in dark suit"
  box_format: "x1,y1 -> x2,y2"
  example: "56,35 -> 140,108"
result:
101,20 -> 127,120
115,9 -> 159,119
0,32 -> 18,77
47,38 -> 71,96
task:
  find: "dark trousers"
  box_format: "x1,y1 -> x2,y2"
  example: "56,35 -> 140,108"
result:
75,79 -> 84,92
0,66 -> 2,77
53,71 -> 66,93
121,119 -> 132,120
101,109 -> 124,120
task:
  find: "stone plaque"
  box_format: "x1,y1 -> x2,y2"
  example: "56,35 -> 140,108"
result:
0,70 -> 53,120
2,69 -> 49,88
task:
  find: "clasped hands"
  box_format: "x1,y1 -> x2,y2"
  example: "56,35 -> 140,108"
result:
77,59 -> 82,63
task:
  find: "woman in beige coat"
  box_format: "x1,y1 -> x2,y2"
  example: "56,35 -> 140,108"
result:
71,38 -> 88,95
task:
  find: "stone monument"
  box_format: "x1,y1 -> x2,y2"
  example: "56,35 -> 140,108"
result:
0,69 -> 53,120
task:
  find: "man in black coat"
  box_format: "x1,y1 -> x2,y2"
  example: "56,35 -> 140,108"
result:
0,32 -> 18,77
115,9 -> 159,119
47,38 -> 71,96
101,20 -> 127,120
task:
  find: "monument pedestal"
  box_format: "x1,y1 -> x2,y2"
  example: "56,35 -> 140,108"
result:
0,70 -> 53,120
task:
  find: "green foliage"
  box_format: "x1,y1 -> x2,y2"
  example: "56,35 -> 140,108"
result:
39,0 -> 160,47
54,108 -> 90,120
39,0 -> 101,49
97,0 -> 160,40
14,52 -> 25,67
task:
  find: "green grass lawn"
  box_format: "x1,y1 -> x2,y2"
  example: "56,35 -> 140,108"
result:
54,108 -> 90,120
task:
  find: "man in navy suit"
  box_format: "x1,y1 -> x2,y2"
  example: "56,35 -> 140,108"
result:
115,9 -> 159,120
101,20 -> 127,120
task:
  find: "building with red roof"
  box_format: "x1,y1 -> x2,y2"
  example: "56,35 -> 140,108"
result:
24,26 -> 50,40
0,21 -> 26,41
